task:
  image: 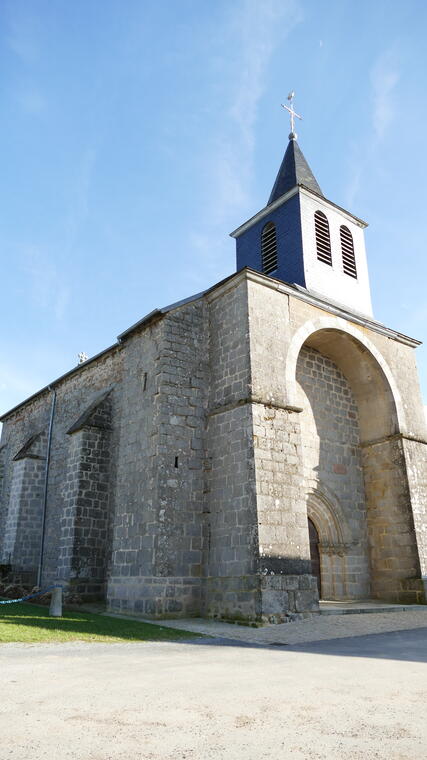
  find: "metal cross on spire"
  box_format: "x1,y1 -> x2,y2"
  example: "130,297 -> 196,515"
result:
281,91 -> 302,140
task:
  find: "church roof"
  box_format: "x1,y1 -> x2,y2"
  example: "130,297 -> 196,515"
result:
268,137 -> 323,204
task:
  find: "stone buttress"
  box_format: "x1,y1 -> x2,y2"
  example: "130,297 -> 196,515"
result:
58,390 -> 113,599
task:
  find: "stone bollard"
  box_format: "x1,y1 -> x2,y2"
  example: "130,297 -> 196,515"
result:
49,586 -> 63,617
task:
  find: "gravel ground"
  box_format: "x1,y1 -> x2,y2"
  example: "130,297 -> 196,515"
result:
1,619 -> 427,759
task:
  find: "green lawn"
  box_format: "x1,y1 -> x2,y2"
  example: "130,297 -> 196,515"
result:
0,602 -> 202,644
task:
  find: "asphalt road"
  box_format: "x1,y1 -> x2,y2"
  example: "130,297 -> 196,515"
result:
1,628 -> 427,760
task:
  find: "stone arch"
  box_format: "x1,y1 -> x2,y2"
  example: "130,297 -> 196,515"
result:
306,486 -> 349,548
285,316 -> 405,442
306,488 -> 355,600
291,318 -> 422,602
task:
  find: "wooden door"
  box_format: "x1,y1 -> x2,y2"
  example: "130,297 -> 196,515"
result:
308,518 -> 321,597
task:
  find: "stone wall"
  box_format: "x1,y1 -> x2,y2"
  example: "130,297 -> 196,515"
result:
402,438 -> 427,589
2,452 -> 46,584
107,299 -> 209,616
204,279 -> 261,621
296,346 -> 370,599
246,278 -> 320,618
42,352 -> 122,586
205,404 -> 259,620
252,403 -> 319,620
58,393 -> 113,599
362,438 -> 424,603
0,269 -> 425,618
0,445 -> 8,567
0,392 -> 52,576
247,274 -> 427,609
0,349 -> 122,588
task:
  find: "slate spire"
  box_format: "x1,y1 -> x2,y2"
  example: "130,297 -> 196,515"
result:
268,135 -> 323,205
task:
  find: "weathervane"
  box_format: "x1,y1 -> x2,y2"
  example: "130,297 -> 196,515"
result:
281,91 -> 302,140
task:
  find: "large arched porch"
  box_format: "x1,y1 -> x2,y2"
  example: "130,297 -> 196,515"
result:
288,320 -> 423,603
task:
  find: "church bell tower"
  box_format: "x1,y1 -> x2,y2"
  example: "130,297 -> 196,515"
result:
230,95 -> 373,317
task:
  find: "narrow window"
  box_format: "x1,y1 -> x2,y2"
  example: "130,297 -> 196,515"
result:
174,456 -> 179,468
143,372 -> 148,391
340,225 -> 357,278
314,211 -> 332,265
261,222 -> 278,275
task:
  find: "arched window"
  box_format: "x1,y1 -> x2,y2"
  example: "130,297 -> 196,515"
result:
314,211 -> 332,265
261,222 -> 278,275
340,225 -> 357,278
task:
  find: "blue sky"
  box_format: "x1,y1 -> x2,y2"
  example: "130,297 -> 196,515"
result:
1,0 -> 427,422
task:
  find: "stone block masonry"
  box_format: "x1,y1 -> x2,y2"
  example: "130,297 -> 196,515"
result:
296,346 -> 370,600
2,432 -> 48,585
362,437 -> 424,603
205,404 -> 259,621
58,392 -> 112,599
402,438 -> 427,591
107,298 -> 210,616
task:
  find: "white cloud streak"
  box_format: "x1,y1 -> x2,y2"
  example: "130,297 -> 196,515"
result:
370,49 -> 400,141
189,0 -> 302,280
345,47 -> 400,208
7,9 -> 41,63
21,245 -> 70,321
16,87 -> 46,115
220,0 -> 302,219
0,364 -> 42,400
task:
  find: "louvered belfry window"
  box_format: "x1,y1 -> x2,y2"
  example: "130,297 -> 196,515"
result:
314,211 -> 332,265
340,225 -> 357,278
261,222 -> 278,275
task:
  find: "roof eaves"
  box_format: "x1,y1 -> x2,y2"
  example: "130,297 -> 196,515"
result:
117,290 -> 209,343
0,284 -> 224,422
0,342 -> 120,423
117,309 -> 163,342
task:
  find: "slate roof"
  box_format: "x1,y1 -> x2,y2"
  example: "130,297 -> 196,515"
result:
268,137 -> 323,204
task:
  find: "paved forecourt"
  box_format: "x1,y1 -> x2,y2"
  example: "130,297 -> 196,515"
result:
119,606 -> 427,646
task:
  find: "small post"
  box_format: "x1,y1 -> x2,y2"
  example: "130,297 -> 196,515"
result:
49,586 -> 63,617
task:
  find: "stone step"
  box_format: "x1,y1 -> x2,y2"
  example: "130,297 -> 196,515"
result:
318,601 -> 425,616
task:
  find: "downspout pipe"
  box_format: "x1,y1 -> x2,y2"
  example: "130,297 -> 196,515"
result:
37,387 -> 56,588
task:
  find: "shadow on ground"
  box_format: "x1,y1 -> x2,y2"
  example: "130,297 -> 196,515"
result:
188,626 -> 427,663
2,602 -> 427,663
0,602 -> 202,642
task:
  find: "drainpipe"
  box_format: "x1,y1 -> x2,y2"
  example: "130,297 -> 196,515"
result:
37,387 -> 56,588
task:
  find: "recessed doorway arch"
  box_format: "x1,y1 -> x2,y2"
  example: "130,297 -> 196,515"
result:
292,321 -> 421,602
306,489 -> 353,600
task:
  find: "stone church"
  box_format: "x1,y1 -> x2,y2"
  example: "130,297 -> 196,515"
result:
1,124 -> 426,622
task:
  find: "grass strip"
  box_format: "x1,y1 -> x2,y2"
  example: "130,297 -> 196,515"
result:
0,601 -> 202,644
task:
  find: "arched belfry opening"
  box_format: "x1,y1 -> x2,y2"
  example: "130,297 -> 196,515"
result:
294,327 -> 421,602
